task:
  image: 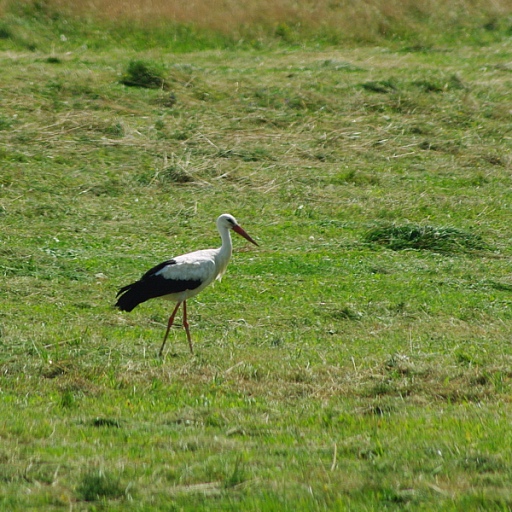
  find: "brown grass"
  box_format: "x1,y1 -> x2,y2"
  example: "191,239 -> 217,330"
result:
3,0 -> 511,40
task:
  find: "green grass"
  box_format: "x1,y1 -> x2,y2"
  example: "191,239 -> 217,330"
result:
364,224 -> 489,253
1,5 -> 512,510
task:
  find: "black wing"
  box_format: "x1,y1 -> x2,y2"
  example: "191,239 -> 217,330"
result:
115,259 -> 202,312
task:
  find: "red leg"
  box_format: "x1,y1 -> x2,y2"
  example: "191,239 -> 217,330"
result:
182,300 -> 194,354
159,302 -> 182,357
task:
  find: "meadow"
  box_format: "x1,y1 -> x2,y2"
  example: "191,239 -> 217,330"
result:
1,0 -> 512,509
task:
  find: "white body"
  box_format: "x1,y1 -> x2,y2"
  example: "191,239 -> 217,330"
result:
153,214 -> 236,303
157,245 -> 230,303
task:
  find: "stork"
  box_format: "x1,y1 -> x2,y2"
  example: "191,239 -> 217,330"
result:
115,214 -> 258,356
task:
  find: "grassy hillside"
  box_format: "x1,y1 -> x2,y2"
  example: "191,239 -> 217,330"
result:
1,0 -> 512,51
1,2 -> 512,510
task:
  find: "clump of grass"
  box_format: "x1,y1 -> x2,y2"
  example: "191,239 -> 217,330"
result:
90,417 -> 121,428
160,164 -> 194,183
0,115 -> 13,130
321,59 -> 364,72
333,169 -> 380,186
325,306 -> 363,321
103,121 -> 124,138
218,147 -> 272,162
154,92 -> 177,108
364,224 -> 487,253
488,281 -> 512,292
76,470 -> 125,501
120,60 -> 167,89
361,80 -> 398,93
0,22 -> 13,40
224,455 -> 246,488
412,79 -> 444,93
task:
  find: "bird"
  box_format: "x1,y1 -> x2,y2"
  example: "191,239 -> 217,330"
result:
115,213 -> 258,356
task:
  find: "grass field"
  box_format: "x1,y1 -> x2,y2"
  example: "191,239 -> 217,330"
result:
1,1 -> 512,510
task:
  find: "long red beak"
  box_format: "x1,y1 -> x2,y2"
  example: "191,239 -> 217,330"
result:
233,224 -> 259,246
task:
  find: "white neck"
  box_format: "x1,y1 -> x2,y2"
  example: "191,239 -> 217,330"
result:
215,225 -> 233,280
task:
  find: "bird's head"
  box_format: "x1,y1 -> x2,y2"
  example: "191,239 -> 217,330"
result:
217,214 -> 259,246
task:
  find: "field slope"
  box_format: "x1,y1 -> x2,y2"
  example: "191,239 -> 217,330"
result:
1,3 -> 512,510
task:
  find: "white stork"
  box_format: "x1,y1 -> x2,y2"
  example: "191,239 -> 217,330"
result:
115,213 -> 258,356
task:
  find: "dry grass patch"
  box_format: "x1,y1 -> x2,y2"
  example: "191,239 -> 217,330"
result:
2,0 -> 512,47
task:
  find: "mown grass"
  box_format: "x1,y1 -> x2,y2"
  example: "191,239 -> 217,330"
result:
1,3 -> 512,510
